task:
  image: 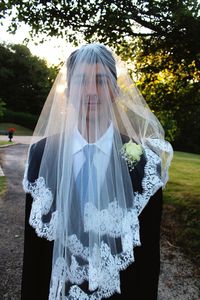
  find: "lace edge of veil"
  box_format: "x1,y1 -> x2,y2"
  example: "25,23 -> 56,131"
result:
22,139 -> 169,299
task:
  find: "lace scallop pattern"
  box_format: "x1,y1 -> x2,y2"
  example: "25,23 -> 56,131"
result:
23,165 -> 58,241
23,141 -> 167,299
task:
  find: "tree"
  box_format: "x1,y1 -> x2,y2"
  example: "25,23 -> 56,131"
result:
130,42 -> 200,152
0,98 -> 6,119
1,0 -> 199,65
0,43 -> 58,115
1,1 -> 199,151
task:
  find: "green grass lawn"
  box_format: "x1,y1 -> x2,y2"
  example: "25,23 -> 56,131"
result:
0,123 -> 33,136
0,176 -> 7,197
0,141 -> 15,146
163,151 -> 200,268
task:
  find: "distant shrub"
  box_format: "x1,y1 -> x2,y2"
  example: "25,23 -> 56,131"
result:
0,98 -> 6,118
1,110 -> 38,129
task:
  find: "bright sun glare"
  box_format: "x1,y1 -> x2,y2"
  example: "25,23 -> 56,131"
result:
0,16 -> 76,66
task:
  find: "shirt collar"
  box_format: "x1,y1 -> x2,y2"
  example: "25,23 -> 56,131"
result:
73,123 -> 114,156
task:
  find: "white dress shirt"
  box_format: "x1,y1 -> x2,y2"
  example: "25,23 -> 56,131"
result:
72,124 -> 114,186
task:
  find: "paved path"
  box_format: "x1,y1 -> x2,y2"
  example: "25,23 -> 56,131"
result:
0,144 -> 28,300
158,240 -> 200,299
0,142 -> 199,299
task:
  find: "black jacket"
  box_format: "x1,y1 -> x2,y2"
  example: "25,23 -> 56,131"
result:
21,137 -> 163,300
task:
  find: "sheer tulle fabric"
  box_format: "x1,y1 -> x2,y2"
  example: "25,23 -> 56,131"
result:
23,44 -> 173,299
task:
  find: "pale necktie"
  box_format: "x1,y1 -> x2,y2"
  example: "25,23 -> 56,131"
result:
76,144 -> 97,218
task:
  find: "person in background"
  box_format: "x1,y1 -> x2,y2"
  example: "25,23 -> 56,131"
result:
8,127 -> 16,142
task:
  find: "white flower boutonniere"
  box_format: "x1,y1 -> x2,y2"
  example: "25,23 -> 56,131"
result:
121,140 -> 143,170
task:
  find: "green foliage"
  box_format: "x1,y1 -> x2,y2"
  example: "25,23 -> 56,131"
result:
1,109 -> 38,130
0,98 -> 6,119
0,43 -> 58,115
156,110 -> 178,143
1,2 -> 199,152
1,0 -> 199,64
128,45 -> 200,151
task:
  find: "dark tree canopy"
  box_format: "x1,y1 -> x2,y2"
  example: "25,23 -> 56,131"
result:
0,1 -> 199,151
1,0 -> 200,64
133,46 -> 200,152
0,43 -> 57,114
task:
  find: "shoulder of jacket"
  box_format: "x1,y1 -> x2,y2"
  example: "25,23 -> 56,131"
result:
30,137 -> 47,156
120,134 -> 129,144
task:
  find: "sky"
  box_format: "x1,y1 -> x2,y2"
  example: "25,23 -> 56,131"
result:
0,17 -> 76,66
0,6 -> 151,66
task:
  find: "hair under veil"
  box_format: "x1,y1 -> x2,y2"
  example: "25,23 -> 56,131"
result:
23,43 -> 173,299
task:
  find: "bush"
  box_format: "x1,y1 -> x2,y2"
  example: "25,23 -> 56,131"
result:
0,98 -> 6,119
1,110 -> 38,130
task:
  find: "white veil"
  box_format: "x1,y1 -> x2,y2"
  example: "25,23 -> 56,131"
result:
23,43 -> 173,299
